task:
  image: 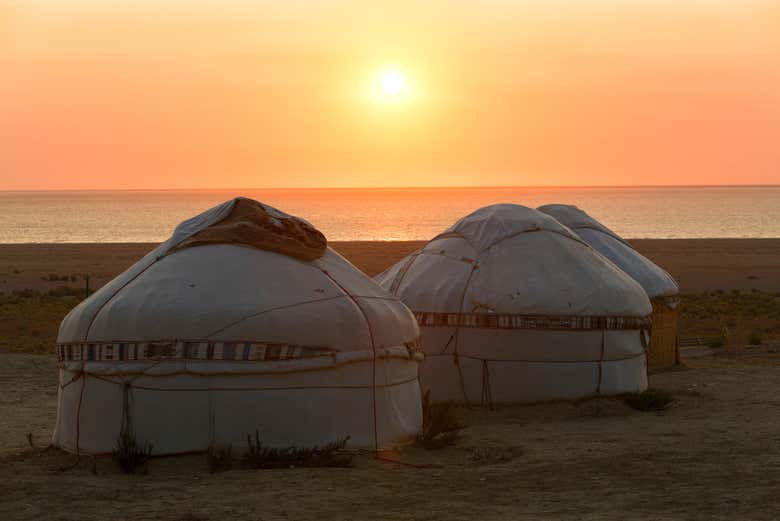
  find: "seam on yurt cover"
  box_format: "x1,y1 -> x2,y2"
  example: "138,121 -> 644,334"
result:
81,258 -> 161,343
202,294 -> 347,338
433,226 -> 589,254
572,225 -> 634,249
388,251 -> 423,296
202,294 -> 404,340
428,231 -> 478,253
477,227 -> 589,253
419,249 -> 479,265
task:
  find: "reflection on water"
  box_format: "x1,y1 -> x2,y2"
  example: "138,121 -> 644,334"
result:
0,186 -> 778,242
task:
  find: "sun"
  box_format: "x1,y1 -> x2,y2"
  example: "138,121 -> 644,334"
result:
370,66 -> 411,104
380,69 -> 406,96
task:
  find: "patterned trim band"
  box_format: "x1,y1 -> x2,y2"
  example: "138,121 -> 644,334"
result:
415,312 -> 652,331
59,341 -> 335,363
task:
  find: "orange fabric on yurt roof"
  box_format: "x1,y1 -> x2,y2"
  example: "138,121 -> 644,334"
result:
174,198 -> 327,261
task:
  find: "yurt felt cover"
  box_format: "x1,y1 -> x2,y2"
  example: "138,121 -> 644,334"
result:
54,197 -> 422,454
537,204 -> 679,300
375,204 -> 653,404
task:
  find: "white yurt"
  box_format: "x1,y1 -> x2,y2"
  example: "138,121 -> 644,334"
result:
375,204 -> 652,405
538,204 -> 680,369
54,197 -> 423,455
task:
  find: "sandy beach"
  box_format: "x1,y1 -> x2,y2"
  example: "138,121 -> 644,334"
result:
1,239 -> 779,520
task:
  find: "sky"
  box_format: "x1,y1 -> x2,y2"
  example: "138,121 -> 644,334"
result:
1,0 -> 779,190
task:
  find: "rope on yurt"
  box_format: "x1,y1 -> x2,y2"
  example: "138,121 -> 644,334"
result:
388,251 -> 422,296
480,359 -> 494,409
68,254 -> 164,457
596,329 -> 606,395
317,269 -> 379,455
318,268 -> 437,469
449,262 -> 479,405
640,324 -> 651,381
120,381 -> 134,438
54,370 -> 87,470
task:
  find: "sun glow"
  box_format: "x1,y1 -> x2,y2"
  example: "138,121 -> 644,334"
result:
380,69 -> 406,95
370,66 -> 412,104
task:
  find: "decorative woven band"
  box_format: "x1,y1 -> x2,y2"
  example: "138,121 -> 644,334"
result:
56,341 -> 376,363
414,312 -> 652,331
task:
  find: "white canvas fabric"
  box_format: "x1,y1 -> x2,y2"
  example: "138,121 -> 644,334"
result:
54,198 -> 422,455
375,204 -> 652,404
537,204 -> 679,299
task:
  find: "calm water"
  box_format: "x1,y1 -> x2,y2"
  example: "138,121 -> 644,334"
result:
0,186 -> 778,242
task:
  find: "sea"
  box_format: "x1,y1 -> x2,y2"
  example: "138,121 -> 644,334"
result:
0,186 -> 778,243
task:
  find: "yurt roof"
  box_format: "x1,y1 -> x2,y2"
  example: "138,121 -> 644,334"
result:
376,204 -> 651,317
437,203 -> 583,253
58,198 -> 418,351
537,204 -> 679,299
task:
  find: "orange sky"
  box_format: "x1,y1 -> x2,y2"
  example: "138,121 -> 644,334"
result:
1,1 -> 779,189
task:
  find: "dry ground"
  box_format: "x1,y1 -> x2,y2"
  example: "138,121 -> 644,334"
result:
1,349 -> 780,521
1,240 -> 779,353
1,240 -> 779,519
1,239 -> 779,294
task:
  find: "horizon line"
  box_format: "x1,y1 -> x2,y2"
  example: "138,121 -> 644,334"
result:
2,183 -> 779,193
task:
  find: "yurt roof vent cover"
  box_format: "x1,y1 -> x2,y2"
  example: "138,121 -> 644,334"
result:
172,198 -> 326,261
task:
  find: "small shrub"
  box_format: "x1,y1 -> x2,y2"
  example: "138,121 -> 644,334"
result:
242,431 -> 352,469
417,390 -> 464,449
206,445 -> 233,473
113,428 -> 153,474
748,332 -> 763,346
624,388 -> 673,412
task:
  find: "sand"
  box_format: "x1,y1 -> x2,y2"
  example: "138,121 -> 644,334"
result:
1,239 -> 780,295
2,349 -> 780,520
1,240 -> 779,520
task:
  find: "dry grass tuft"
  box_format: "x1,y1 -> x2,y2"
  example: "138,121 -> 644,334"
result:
417,390 -> 465,449
624,388 -> 673,412
206,445 -> 233,473
113,427 -> 153,474
242,431 -> 352,469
